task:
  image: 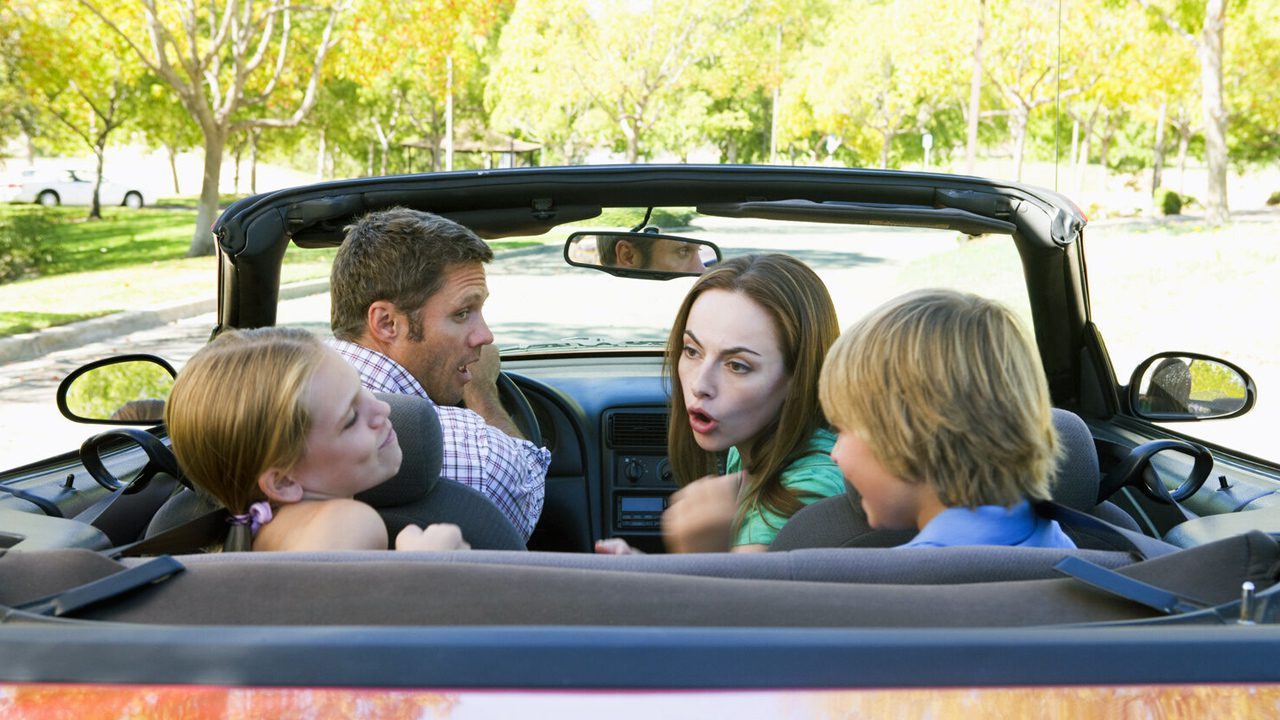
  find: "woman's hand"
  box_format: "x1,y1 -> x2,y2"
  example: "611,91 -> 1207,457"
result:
662,473 -> 740,553
395,523 -> 471,551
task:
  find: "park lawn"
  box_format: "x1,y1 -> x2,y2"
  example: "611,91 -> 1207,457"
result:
0,204 -> 544,339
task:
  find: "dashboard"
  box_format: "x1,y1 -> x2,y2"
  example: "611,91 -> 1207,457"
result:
508,352 -> 679,553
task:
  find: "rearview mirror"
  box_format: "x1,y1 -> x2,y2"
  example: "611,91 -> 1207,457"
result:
56,355 -> 176,425
564,231 -> 720,279
1128,352 -> 1255,422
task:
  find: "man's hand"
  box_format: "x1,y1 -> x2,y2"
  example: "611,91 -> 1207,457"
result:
462,344 -> 525,439
662,473 -> 740,554
395,523 -> 471,551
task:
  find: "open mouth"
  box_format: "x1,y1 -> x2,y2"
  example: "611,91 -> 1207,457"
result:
688,408 -> 718,435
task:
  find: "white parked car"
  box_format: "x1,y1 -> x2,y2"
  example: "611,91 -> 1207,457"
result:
0,168 -> 150,208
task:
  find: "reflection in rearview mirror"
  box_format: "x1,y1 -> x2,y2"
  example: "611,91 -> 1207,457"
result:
565,231 -> 720,279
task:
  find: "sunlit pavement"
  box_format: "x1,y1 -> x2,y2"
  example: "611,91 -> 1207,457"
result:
0,223 -> 1274,470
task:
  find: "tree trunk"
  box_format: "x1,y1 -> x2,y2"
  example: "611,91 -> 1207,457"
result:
1011,110 -> 1029,182
168,145 -> 181,195
188,128 -> 227,257
965,0 -> 985,175
1198,0 -> 1229,224
88,148 -> 106,221
1151,101 -> 1167,195
1177,127 -> 1190,193
316,128 -> 327,180
250,130 -> 259,195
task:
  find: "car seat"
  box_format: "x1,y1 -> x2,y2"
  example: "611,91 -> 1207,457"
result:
144,392 -> 526,551
771,408 -> 1146,551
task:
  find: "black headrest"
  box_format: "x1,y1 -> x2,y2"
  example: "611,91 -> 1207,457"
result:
355,393 -> 443,508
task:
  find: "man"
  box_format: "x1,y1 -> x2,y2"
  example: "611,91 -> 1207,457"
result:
597,231 -> 707,274
328,207 -> 549,540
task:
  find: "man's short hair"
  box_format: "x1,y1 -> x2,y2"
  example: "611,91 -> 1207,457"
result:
598,232 -> 658,268
330,208 -> 494,341
819,288 -> 1060,508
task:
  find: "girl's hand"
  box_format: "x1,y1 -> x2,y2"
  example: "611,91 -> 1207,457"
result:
395,523 -> 471,551
594,537 -> 645,555
662,473 -> 740,553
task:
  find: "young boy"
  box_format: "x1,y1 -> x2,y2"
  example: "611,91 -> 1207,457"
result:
818,289 -> 1075,549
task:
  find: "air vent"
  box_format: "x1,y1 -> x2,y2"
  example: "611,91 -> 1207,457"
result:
608,412 -> 668,449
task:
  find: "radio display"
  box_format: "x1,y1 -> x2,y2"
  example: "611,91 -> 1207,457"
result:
620,496 -> 665,513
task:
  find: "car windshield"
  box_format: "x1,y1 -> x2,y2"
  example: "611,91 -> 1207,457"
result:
280,214 -> 1033,354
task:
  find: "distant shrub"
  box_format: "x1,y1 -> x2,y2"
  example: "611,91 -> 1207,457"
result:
1156,188 -> 1183,216
589,207 -> 699,229
0,209 -> 58,282
1267,191 -> 1280,206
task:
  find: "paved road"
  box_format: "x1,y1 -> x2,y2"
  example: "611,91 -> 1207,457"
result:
2,221 -> 1272,469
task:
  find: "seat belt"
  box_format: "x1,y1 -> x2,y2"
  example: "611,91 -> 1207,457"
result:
1054,555 -> 1207,615
104,508 -> 230,558
1037,501 -> 1178,560
7,555 -> 185,619
78,472 -> 182,547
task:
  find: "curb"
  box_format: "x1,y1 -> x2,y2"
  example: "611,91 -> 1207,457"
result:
0,278 -> 331,366
0,245 -> 551,366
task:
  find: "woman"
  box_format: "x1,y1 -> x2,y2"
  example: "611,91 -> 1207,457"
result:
166,326 -> 469,552
598,254 -> 845,553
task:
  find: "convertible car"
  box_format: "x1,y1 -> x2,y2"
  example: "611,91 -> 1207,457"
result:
2,165 -> 1278,713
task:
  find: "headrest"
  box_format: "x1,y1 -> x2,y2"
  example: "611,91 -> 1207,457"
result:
355,393 -> 443,508
1048,408 -> 1101,511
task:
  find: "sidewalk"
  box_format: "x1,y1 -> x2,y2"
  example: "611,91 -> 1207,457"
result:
0,243 -> 553,366
0,278 -> 330,365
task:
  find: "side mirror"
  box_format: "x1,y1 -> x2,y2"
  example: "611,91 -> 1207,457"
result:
56,355 -> 176,425
563,230 -> 721,279
1127,352 -> 1255,422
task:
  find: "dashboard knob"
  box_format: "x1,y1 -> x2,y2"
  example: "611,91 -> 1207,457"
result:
625,459 -> 645,482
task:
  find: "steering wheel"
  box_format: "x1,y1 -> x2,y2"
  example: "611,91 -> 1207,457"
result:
80,428 -> 191,493
1099,438 -> 1214,505
496,371 -> 542,446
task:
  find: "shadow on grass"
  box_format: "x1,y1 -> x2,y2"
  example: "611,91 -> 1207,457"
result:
5,207 -> 202,275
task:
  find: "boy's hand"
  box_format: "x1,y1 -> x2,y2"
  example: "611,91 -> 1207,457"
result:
662,472 -> 740,553
395,523 -> 471,551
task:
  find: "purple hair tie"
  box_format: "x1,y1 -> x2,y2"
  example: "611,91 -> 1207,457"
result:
228,501 -> 274,536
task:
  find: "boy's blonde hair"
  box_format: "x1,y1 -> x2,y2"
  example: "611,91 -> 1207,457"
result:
165,327 -> 327,515
819,289 -> 1059,508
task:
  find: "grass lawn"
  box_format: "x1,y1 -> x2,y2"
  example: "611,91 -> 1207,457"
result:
0,204 -> 544,338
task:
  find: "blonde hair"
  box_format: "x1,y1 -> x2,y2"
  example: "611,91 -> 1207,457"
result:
665,254 -> 840,530
819,289 -> 1059,508
165,327 -> 327,515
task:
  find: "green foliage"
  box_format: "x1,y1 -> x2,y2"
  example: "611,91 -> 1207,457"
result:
585,208 -> 698,230
1266,191 -> 1280,206
0,207 -> 57,281
1189,360 -> 1245,403
1157,188 -> 1183,215
64,361 -> 174,421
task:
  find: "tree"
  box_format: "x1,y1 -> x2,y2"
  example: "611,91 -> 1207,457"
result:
7,1 -> 142,219
1135,0 -> 1231,224
79,0 -> 349,255
132,77 -> 203,195
0,9 -> 41,161
488,0 -> 749,163
784,0 -> 968,169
